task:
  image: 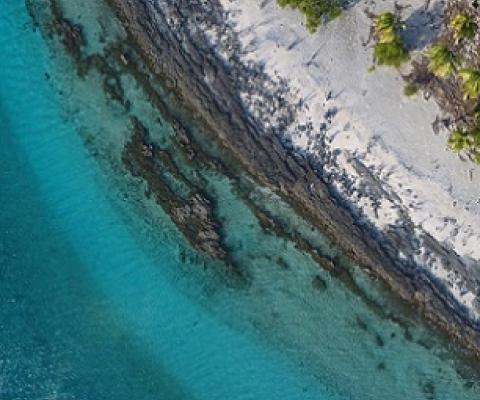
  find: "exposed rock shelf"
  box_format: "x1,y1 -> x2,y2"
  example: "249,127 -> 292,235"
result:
103,0 -> 480,359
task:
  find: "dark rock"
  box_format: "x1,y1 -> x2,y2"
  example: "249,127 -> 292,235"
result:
312,275 -> 328,291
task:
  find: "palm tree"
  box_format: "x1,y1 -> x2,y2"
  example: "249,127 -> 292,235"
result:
277,0 -> 342,33
459,68 -> 480,99
448,128 -> 472,152
374,39 -> 409,67
374,12 -> 405,43
451,13 -> 478,40
373,12 -> 409,67
426,44 -> 458,78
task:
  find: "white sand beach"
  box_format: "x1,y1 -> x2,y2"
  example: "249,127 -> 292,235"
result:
204,0 -> 480,316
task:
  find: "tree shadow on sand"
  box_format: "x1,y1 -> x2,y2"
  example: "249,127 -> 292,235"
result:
403,0 -> 445,50
342,0 -> 363,10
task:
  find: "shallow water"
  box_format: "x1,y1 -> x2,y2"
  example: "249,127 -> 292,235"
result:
1,2 -> 479,400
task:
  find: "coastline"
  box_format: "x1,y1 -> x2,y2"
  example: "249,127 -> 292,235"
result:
8,0 -> 480,397
217,0 -> 480,314
101,0 -> 480,359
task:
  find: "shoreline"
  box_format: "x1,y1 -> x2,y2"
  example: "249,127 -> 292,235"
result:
103,0 -> 480,359
10,0 -> 480,396
214,0 -> 480,314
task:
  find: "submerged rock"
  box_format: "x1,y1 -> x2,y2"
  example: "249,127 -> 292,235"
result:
122,118 -> 228,261
104,0 -> 480,360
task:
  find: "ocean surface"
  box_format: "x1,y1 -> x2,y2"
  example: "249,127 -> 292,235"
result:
1,2 -> 479,399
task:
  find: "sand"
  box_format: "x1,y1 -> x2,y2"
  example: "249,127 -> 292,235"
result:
204,0 -> 480,316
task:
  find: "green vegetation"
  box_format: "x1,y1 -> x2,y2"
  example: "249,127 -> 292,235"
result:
374,12 -> 405,42
448,128 -> 473,152
448,127 -> 480,164
277,0 -> 342,32
372,12 -> 409,67
426,43 -> 458,77
459,68 -> 480,99
403,82 -> 419,96
373,41 -> 409,67
451,13 -> 478,40
278,3 -> 480,165
415,11 -> 479,165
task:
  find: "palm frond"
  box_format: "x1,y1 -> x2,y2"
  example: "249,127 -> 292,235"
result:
426,44 -> 458,78
373,12 -> 409,67
448,128 -> 472,152
451,13 -> 478,40
459,68 -> 480,100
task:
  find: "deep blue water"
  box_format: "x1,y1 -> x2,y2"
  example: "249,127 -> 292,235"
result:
1,2 -> 480,400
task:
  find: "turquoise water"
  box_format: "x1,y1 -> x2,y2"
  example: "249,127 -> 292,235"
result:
1,2 -> 480,399
0,3 -> 338,399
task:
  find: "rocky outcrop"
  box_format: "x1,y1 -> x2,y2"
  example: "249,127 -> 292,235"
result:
104,0 -> 480,358
122,118 -> 228,261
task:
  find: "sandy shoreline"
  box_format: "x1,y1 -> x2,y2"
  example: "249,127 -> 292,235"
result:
215,0 -> 480,313
97,0 -> 480,357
